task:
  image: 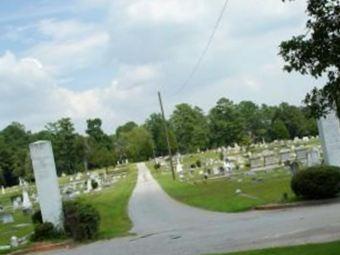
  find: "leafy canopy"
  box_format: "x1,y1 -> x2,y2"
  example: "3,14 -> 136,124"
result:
280,0 -> 340,117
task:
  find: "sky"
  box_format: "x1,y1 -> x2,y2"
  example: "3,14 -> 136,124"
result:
0,0 -> 323,133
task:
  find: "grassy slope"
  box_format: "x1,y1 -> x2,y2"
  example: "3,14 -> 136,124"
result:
0,191 -> 34,246
215,241 -> 340,255
148,162 -> 296,212
78,164 -> 137,239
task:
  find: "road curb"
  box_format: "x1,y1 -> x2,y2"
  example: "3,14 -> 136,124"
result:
10,241 -> 73,255
254,197 -> 340,210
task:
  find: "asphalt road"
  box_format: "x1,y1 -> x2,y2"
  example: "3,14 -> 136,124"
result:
38,163 -> 340,255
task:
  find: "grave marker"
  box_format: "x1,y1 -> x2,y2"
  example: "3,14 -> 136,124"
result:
317,110 -> 340,167
29,140 -> 63,229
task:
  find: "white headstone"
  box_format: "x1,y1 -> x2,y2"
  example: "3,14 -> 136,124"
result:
307,148 -> 321,167
22,190 -> 32,211
29,141 -> 63,229
317,110 -> 340,167
10,236 -> 19,248
86,179 -> 93,192
1,186 -> 5,195
176,159 -> 183,173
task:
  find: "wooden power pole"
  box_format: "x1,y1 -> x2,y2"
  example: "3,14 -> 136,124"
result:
157,91 -> 176,180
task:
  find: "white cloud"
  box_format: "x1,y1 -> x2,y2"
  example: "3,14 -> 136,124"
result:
27,19 -> 110,75
124,0 -> 208,24
0,52 -> 159,132
0,0 -> 323,133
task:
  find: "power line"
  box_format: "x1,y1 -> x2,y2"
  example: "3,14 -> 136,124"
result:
170,0 -> 230,97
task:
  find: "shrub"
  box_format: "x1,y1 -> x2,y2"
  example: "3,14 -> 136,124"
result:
291,166 -> 340,199
31,222 -> 62,241
63,201 -> 101,241
196,160 -> 202,168
154,163 -> 161,169
31,210 -> 43,224
31,200 -> 100,242
91,179 -> 98,190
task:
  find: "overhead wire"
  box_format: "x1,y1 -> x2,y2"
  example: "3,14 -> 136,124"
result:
169,0 -> 230,97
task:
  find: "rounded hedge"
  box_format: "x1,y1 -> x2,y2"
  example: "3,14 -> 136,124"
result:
291,166 -> 340,199
31,222 -> 62,241
63,201 -> 101,241
31,200 -> 100,242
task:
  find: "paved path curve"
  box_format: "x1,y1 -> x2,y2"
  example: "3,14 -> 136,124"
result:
40,163 -> 340,255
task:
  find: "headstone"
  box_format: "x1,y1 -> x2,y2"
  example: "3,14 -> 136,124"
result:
19,177 -> 24,187
22,190 -> 32,212
224,161 -> 232,173
279,149 -> 291,164
317,110 -> 340,167
1,186 -> 5,195
176,159 -> 183,173
1,213 -> 14,224
10,236 -> 18,248
263,153 -> 280,169
12,197 -> 22,210
302,136 -> 310,142
250,155 -> 263,171
295,147 -> 308,166
86,179 -> 93,193
307,148 -> 321,167
212,167 -> 219,175
29,140 -> 63,229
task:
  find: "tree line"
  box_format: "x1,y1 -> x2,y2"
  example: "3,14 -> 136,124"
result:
0,98 -> 318,187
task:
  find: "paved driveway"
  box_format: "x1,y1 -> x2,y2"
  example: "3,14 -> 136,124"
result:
38,163 -> 340,255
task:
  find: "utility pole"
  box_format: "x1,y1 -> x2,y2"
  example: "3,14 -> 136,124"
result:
158,91 -> 176,180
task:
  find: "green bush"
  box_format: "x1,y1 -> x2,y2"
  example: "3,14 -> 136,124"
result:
63,201 -> 101,241
31,210 -> 43,224
196,160 -> 202,168
31,222 -> 62,241
291,166 -> 340,199
31,200 -> 100,242
154,163 -> 161,169
91,179 -> 98,190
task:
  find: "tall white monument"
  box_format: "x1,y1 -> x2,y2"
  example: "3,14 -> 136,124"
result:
29,141 -> 63,229
317,110 -> 340,167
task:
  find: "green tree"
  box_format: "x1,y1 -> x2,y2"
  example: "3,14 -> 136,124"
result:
116,122 -> 138,138
280,0 -> 340,117
120,127 -> 153,162
145,113 -> 177,156
86,118 -> 107,144
0,141 -> 17,186
170,104 -> 209,153
46,118 -> 78,175
238,101 -> 266,142
271,120 -> 290,140
208,98 -> 245,147
273,103 -> 317,139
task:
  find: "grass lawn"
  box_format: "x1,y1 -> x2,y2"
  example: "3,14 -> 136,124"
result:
0,190 -> 34,247
148,162 -> 296,212
0,164 -> 137,254
214,240 -> 340,255
78,164 -> 137,239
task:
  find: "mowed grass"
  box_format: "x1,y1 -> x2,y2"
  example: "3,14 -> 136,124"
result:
214,240 -> 340,255
148,163 -> 296,212
78,164 -> 137,239
0,190 -> 34,246
0,164 -> 137,253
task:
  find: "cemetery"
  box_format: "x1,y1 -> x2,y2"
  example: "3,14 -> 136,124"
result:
0,0 -> 340,253
149,136 -> 334,212
0,143 -> 137,252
